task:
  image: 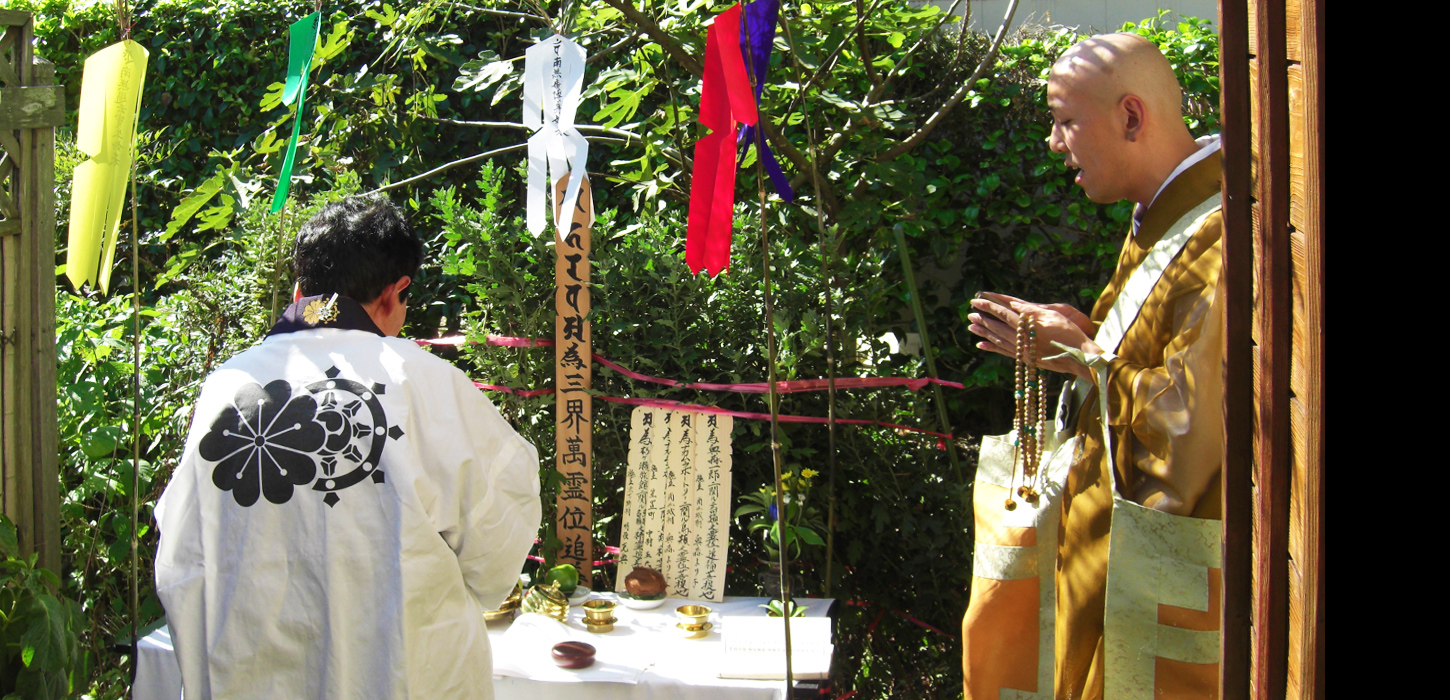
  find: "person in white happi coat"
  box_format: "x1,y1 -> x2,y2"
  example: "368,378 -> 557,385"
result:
155,195 -> 541,699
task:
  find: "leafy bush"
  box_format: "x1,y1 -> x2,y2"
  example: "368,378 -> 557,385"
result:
0,516 -> 86,699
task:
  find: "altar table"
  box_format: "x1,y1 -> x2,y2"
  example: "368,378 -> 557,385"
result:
134,595 -> 834,700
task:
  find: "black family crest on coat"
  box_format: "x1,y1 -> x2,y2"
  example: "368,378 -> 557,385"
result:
200,366 -> 404,507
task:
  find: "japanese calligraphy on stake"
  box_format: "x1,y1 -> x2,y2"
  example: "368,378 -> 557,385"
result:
555,175 -> 594,586
686,4 -> 756,277
616,407 -> 734,603
66,40 -> 148,293
524,34 -> 591,239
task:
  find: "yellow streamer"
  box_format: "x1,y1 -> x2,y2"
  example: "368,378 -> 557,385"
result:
67,40 -> 149,294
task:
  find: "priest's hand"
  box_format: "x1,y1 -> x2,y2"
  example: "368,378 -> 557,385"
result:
967,292 -> 1100,379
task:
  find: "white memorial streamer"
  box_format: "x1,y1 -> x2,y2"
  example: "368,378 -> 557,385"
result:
523,34 -> 592,239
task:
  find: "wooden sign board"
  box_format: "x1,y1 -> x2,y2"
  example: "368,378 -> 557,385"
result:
554,176 -> 593,586
616,406 -> 733,602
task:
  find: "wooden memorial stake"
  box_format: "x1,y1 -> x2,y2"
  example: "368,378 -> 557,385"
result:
554,175 -> 593,587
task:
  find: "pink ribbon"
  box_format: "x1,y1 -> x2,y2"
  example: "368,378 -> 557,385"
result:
419,335 -> 554,348
422,336 -> 956,446
595,395 -> 952,443
422,336 -> 964,394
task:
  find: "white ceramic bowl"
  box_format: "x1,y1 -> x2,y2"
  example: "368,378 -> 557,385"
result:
618,593 -> 666,610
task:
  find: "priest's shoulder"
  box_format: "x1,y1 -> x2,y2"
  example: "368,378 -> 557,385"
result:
378,335 -> 481,386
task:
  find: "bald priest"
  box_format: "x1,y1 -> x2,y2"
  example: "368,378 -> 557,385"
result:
963,33 -> 1227,700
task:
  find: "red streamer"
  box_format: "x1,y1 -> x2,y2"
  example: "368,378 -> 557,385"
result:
686,4 -> 757,277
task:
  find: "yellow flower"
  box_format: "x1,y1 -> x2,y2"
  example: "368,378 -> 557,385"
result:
800,468 -> 819,480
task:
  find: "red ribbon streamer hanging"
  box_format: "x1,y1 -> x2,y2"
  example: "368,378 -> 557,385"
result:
686,4 -> 758,278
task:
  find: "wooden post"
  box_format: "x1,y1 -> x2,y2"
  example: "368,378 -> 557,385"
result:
1217,0 -> 1254,697
554,176 -> 594,587
1252,0 -> 1292,697
0,10 -> 61,573
1297,3 -> 1325,697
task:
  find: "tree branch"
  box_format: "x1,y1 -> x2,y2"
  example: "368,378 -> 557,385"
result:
761,117 -> 837,213
855,0 -> 879,88
782,0 -> 887,117
446,1 -> 551,25
587,30 -> 641,65
419,115 -> 690,169
367,143 -> 529,194
600,0 -> 703,78
875,0 -> 1020,162
420,115 -> 643,142
893,0 -> 967,77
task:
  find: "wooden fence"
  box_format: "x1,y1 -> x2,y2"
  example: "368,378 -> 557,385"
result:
0,9 -> 62,574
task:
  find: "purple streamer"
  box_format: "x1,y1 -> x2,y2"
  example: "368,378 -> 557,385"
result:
736,0 -> 794,202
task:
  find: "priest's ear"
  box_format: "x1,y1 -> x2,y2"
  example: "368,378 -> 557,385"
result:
1120,93 -> 1147,143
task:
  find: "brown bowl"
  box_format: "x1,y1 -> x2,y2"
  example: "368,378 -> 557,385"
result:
551,641 -> 596,669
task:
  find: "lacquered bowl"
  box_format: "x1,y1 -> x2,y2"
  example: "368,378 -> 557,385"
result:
551,641 -> 596,669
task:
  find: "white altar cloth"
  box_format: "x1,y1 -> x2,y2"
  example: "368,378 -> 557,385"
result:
135,595 -> 834,700
491,594 -> 834,700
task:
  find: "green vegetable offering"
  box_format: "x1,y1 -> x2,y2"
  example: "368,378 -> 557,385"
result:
542,564 -> 579,595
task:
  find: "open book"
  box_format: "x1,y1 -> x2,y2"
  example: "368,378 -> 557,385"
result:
718,617 -> 833,681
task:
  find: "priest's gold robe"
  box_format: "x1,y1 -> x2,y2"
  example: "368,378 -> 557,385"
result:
1055,151 -> 1226,700
960,149 -> 1226,700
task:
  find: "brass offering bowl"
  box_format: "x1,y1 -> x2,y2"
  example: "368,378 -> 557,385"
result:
675,604 -> 712,638
483,581 -> 524,622
582,599 -> 618,633
521,581 -> 570,622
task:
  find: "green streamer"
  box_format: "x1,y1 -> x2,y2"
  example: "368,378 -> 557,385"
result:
270,11 -> 321,213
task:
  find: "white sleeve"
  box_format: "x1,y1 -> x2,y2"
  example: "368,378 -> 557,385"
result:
419,367 -> 543,610
154,398 -> 213,697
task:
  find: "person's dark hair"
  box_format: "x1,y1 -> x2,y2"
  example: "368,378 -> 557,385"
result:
293,195 -> 423,304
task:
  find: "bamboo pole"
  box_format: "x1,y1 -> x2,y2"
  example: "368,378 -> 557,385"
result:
741,16 -> 793,695
778,5 -> 840,600
892,223 -> 960,481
